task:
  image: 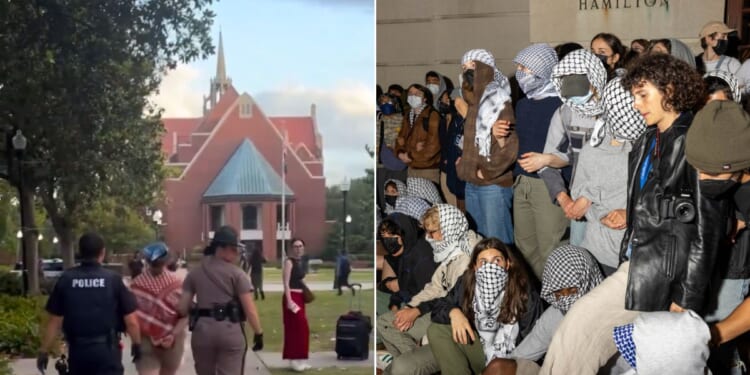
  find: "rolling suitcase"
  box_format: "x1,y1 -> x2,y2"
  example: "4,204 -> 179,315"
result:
335,284 -> 371,360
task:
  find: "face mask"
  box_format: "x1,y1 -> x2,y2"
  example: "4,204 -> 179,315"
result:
381,236 -> 402,255
438,101 -> 452,115
426,83 -> 440,96
734,181 -> 750,222
384,195 -> 397,206
713,39 -> 729,55
407,95 -> 423,109
554,295 -> 579,314
379,103 -> 395,115
700,178 -> 738,199
568,90 -> 593,105
516,70 -> 545,96
463,69 -> 475,90
425,236 -> 440,250
595,53 -> 610,67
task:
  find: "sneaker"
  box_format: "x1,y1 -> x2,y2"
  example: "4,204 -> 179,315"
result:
290,360 -> 311,372
377,352 -> 394,370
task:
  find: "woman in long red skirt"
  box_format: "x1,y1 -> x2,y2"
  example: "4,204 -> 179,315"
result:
283,238 -> 311,371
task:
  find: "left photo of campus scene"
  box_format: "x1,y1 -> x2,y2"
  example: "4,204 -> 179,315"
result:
0,1 -> 375,374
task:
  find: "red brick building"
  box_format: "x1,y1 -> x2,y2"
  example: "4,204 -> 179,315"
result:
159,35 -> 326,260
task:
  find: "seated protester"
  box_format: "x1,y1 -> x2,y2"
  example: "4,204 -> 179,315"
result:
393,196 -> 432,223
406,176 -> 444,205
539,53 -> 727,375
380,205 -> 482,375
427,238 -> 543,375
377,213 -> 439,359
481,245 -> 605,375
570,77 -> 648,275
383,179 -> 408,216
613,311 -> 711,375
704,70 -> 742,103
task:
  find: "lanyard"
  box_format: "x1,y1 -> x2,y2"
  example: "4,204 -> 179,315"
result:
639,137 -> 657,190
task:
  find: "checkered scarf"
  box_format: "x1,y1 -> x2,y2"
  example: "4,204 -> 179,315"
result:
394,196 -> 432,222
705,70 -> 742,103
131,271 -> 183,345
384,179 -> 408,214
540,245 -> 603,313
552,49 -> 607,118
406,177 -> 443,205
473,263 -> 518,363
590,77 -> 647,146
430,204 -> 472,263
613,323 -> 637,369
462,49 -> 512,160
513,44 -> 559,100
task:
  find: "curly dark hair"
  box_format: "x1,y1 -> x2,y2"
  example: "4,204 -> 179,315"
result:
621,54 -> 705,113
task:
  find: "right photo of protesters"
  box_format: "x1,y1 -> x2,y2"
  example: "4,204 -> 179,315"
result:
377,3 -> 750,374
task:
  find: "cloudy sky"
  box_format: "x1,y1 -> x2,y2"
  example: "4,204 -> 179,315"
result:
151,0 -> 375,186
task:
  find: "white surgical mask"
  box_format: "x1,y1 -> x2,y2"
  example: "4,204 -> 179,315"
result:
568,90 -> 593,106
427,83 -> 440,96
407,95 -> 423,109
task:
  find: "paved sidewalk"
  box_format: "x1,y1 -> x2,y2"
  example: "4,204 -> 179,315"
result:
13,334 -> 373,374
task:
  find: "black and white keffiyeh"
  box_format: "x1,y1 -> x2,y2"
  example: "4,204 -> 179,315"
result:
384,179 -> 408,214
430,204 -> 471,263
705,70 -> 742,103
540,245 -> 603,313
462,49 -> 512,160
394,196 -> 432,222
513,43 -> 559,100
551,49 -> 607,118
473,263 -> 519,363
406,177 -> 443,205
590,77 -> 648,146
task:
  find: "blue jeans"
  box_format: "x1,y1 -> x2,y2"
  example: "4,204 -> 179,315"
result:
465,183 -> 514,244
704,278 -> 750,322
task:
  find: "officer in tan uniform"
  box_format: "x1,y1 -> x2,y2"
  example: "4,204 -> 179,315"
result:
179,225 -> 264,375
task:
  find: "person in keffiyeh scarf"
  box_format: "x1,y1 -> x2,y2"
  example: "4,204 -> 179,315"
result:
461,49 -> 512,160
406,176 -> 443,205
704,70 -> 742,103
425,238 -> 542,374
456,49 -> 518,246
393,196 -> 432,222
572,77 -> 645,273
551,49 -> 607,118
540,245 -> 604,313
383,178 -> 408,214
130,242 -> 186,374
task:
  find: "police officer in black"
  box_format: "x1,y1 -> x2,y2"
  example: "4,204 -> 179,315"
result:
37,232 -> 142,374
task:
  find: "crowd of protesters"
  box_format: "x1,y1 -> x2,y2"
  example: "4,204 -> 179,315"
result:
375,20 -> 750,375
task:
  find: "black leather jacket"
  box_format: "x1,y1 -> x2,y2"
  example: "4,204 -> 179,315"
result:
619,112 -> 729,313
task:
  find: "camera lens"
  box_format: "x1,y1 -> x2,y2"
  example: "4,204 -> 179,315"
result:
675,200 -> 695,223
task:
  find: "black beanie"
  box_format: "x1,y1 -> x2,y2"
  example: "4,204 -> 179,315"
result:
686,100 -> 750,173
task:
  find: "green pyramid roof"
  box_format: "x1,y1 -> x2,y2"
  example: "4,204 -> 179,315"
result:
203,139 -> 294,199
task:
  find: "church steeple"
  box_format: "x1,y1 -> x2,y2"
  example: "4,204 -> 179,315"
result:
216,31 -> 227,86
204,30 -> 232,115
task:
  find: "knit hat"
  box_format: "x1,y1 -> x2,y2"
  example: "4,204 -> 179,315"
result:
686,100 -> 750,173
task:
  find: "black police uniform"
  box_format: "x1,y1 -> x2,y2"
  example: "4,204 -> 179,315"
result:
45,260 -> 137,375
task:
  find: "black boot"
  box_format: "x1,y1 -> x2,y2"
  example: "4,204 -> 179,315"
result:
260,290 -> 265,300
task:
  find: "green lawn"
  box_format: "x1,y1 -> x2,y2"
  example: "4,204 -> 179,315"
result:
269,368 -> 373,375
261,268 -> 373,284
251,290 -> 374,353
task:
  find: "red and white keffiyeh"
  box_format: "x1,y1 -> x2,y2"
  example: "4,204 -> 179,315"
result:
131,271 -> 183,346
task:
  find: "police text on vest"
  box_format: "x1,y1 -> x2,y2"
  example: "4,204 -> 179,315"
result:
72,278 -> 105,288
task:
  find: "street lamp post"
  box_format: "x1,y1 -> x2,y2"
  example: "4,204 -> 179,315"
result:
12,129 -> 28,295
152,209 -> 163,241
340,177 -> 350,254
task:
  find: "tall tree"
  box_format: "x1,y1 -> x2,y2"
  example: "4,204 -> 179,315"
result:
0,0 -> 217,281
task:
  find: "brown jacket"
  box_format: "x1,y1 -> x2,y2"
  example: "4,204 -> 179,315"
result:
457,62 -> 518,187
394,107 -> 441,169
